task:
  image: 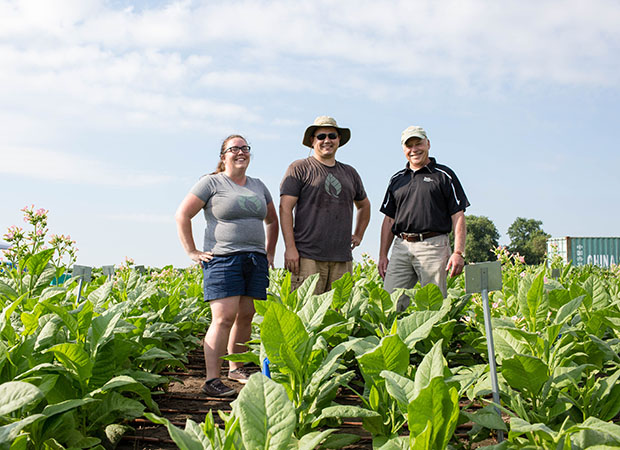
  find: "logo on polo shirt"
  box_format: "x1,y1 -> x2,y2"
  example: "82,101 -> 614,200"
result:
423,177 -> 433,183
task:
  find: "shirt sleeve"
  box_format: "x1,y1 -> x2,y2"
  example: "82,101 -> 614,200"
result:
351,167 -> 367,202
280,162 -> 303,197
445,171 -> 470,215
190,175 -> 217,204
261,180 -> 273,205
379,186 -> 396,218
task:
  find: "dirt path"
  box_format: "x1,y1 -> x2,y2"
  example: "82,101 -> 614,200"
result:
117,348 -> 495,449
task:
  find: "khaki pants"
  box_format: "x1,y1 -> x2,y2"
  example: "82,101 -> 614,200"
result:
384,235 -> 451,310
291,258 -> 353,295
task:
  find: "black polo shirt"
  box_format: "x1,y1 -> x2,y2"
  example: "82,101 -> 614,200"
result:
380,157 -> 469,236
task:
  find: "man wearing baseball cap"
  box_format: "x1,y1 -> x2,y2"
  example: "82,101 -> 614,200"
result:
379,126 -> 469,308
280,116 -> 371,294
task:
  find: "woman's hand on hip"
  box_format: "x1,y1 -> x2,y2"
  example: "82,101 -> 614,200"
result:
189,250 -> 214,264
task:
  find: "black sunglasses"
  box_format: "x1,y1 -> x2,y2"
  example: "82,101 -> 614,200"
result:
315,132 -> 338,141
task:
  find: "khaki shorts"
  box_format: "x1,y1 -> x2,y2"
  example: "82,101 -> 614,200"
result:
383,235 -> 451,309
291,258 -> 353,295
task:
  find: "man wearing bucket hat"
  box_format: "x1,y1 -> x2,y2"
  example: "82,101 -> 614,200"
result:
379,126 -> 469,308
280,116 -> 371,294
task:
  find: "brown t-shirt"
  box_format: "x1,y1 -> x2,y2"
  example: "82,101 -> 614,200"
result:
280,157 -> 367,262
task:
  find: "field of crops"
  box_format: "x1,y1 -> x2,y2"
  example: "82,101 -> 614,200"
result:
2,212 -> 620,449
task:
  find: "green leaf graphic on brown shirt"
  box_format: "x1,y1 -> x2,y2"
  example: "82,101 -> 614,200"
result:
238,195 -> 261,213
324,173 -> 342,198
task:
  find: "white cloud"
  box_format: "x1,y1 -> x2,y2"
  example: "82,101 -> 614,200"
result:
0,0 -> 618,140
0,146 -> 175,187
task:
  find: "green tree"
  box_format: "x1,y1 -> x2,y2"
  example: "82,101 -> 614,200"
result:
507,217 -> 550,264
463,215 -> 500,263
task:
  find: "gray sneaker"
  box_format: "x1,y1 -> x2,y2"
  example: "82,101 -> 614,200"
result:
201,378 -> 236,397
228,367 -> 253,384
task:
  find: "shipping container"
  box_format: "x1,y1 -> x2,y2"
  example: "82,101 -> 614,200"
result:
547,237 -> 620,268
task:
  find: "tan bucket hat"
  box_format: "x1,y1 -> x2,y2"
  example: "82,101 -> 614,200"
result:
401,126 -> 428,145
302,116 -> 351,148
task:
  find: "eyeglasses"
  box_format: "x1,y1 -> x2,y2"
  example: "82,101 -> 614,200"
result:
224,145 -> 251,154
315,133 -> 338,141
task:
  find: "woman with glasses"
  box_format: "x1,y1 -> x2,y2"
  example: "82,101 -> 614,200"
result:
175,134 -> 278,397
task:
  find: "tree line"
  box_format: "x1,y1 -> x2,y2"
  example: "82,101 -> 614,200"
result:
453,215 -> 550,265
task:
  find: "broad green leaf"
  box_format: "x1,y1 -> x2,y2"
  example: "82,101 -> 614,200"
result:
42,398 -> 98,417
548,288 -> 571,310
0,381 -> 43,415
461,405 -> 507,431
260,302 -> 310,370
235,374 -> 295,450
34,266 -> 57,294
90,312 -> 123,357
554,295 -> 583,325
20,311 -> 40,336
570,416 -> 620,442
25,249 -> 55,278
373,435 -> 410,450
396,310 -> 443,349
413,339 -> 447,397
87,282 -> 114,308
414,284 -> 445,310
381,370 -> 415,408
294,273 -> 320,308
331,272 -> 354,310
40,300 -> 78,338
358,334 -> 409,383
0,279 -> 18,301
596,368 -> 620,421
493,328 -> 529,362
502,354 -> 549,395
508,417 -> 554,441
587,334 -> 620,364
279,341 -> 303,379
313,432 -> 359,450
145,414 -> 204,450
582,276 -> 611,311
303,344 -> 347,399
312,404 -> 380,424
39,287 -> 66,303
370,286 -> 393,313
407,378 -> 460,450
0,414 -> 45,445
89,391 -> 145,428
46,342 -> 93,383
89,375 -> 159,413
526,270 -> 546,332
76,300 -> 94,337
298,290 -> 333,332
410,420 -> 432,450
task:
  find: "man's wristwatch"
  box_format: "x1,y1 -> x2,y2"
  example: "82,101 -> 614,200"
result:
453,250 -> 465,258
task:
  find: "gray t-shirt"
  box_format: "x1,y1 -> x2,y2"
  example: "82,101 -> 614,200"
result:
280,157 -> 367,262
190,173 -> 273,255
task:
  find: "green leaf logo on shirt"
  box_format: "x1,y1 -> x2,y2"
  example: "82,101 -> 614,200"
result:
324,174 -> 342,198
238,195 -> 262,213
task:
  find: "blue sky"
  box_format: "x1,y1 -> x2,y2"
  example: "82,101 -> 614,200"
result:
1,0 -> 619,269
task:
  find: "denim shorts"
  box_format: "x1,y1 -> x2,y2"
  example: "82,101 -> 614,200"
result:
201,252 -> 269,301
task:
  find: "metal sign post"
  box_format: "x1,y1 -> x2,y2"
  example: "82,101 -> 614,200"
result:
71,265 -> 92,303
465,261 -> 504,442
102,265 -> 115,281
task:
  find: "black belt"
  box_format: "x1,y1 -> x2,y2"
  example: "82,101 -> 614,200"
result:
399,231 -> 444,242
